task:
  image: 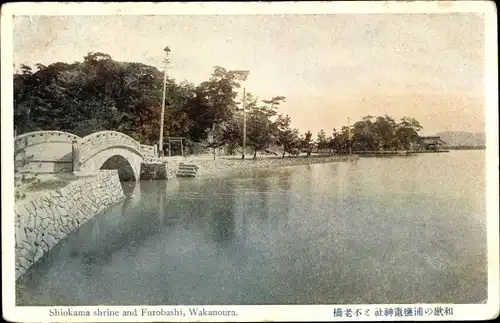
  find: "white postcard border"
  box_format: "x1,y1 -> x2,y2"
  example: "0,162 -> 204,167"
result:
1,1 -> 498,322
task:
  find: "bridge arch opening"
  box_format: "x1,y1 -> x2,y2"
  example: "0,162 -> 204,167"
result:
100,155 -> 137,181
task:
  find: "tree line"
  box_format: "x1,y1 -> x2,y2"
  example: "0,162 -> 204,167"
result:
14,52 -> 424,158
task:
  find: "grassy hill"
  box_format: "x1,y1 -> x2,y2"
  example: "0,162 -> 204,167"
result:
437,131 -> 485,148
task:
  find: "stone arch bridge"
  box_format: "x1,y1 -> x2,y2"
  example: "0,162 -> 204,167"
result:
14,131 -> 165,181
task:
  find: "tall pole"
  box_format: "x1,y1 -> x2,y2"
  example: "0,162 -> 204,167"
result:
159,46 -> 171,157
159,70 -> 167,157
242,88 -> 247,160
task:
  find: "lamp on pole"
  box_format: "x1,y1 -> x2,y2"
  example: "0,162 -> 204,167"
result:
159,46 -> 171,157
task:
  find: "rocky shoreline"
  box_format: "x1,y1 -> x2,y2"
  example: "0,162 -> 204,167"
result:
190,155 -> 360,176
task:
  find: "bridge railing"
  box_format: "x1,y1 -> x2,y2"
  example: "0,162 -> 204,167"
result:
14,130 -> 163,173
140,144 -> 157,160
14,131 -> 81,153
78,131 -> 143,164
14,131 -> 82,173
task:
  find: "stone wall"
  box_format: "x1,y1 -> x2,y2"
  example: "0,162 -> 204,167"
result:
166,162 -> 178,179
14,170 -> 125,280
140,162 -> 177,180
194,155 -> 360,175
140,144 -> 158,161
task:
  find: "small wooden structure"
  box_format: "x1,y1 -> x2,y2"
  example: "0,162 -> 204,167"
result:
167,137 -> 186,156
419,136 -> 446,151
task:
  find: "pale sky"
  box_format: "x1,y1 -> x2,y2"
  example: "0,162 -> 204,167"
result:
13,13 -> 485,135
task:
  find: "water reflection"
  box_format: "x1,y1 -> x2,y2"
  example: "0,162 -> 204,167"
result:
210,180 -> 236,246
121,180 -> 139,197
255,170 -> 271,219
16,152 -> 487,305
271,167 -> 294,231
42,182 -> 171,270
68,183 -> 167,266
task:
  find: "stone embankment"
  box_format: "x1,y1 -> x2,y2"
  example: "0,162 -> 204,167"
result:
193,155 -> 359,176
140,162 -> 177,180
15,170 -> 124,279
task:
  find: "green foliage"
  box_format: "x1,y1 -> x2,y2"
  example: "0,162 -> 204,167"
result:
348,115 -> 422,151
275,114 -> 300,158
14,53 -> 239,146
261,96 -> 286,117
14,52 -> 424,156
198,66 -> 249,126
395,117 -> 422,150
316,129 -> 328,151
245,94 -> 277,159
301,131 -> 314,157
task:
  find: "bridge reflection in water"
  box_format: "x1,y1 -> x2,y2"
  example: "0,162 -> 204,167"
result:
16,179 -> 177,304
15,174 -> 256,305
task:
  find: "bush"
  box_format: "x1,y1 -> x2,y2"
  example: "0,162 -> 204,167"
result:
186,141 -> 209,155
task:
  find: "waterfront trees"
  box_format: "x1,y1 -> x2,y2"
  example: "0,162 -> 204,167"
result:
348,115 -> 423,152
14,53 -> 425,156
13,54 -> 249,147
329,128 -> 340,153
302,131 -> 314,157
332,126 -> 352,153
262,96 -> 286,113
373,115 -> 397,150
395,117 -> 423,150
316,129 -> 328,152
351,116 -> 378,151
245,94 -> 278,159
198,66 -> 249,136
276,114 -> 300,158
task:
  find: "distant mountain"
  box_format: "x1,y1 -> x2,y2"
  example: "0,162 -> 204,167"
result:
436,131 -> 486,147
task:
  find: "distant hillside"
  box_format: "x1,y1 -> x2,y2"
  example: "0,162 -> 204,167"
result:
436,131 -> 486,147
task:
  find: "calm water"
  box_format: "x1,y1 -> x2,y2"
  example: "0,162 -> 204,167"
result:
17,151 -> 487,305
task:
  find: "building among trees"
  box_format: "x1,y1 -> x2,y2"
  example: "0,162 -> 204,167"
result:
417,136 -> 446,151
